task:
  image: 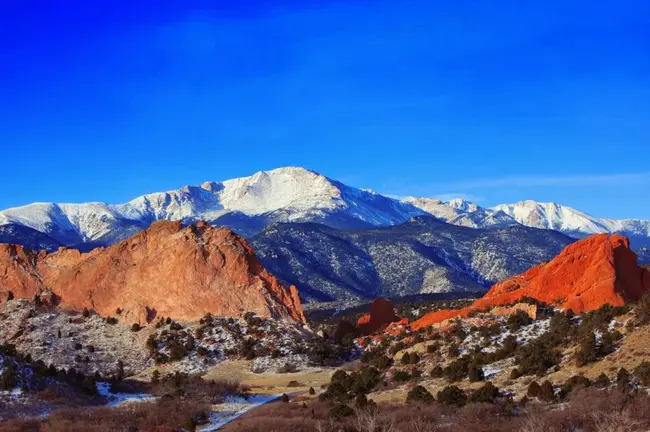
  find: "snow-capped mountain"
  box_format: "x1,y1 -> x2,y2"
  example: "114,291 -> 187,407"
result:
1,166 -> 649,259
0,167 -> 426,249
402,197 -> 519,229
493,200 -> 650,248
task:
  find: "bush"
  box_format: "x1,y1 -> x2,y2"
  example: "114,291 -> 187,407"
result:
82,308 -> 90,318
406,385 -> 434,404
515,338 -> 560,376
448,344 -> 460,358
409,352 -> 420,365
280,393 -> 289,403
539,381 -> 555,402
392,371 -> 411,382
469,382 -> 499,404
634,361 -> 650,386
468,363 -> 484,383
527,381 -> 540,398
430,366 -> 443,378
74,343 -> 83,350
617,368 -> 631,392
131,323 -> 141,332
595,373 -> 610,388
328,403 -> 354,420
509,368 -> 522,379
507,311 -> 532,331
309,387 -> 316,395
401,352 -> 411,365
426,344 -> 438,354
106,317 -> 118,325
437,385 -> 467,407
562,375 -> 591,397
444,357 -> 470,382
373,355 -> 393,370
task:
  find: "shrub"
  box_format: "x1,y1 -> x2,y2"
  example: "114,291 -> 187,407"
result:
539,381 -> 555,402
515,338 -> 560,376
406,385 -> 434,404
392,371 -> 411,382
328,403 -> 354,420
507,311 -> 532,331
427,344 -> 438,354
562,375 -> 591,396
430,366 -> 443,378
437,385 -> 467,407
468,363 -> 484,383
444,357 -> 470,382
469,382 -> 499,404
280,393 -> 289,403
409,352 -> 420,365
575,333 -> 599,366
309,387 -> 316,395
169,342 -> 188,362
6,291 -> 14,301
448,344 -> 460,358
595,373 -> 610,388
617,368 -> 631,392
527,381 -> 540,398
634,361 -> 650,386
509,368 -> 522,379
401,352 -> 411,365
131,323 -> 141,332
373,355 -> 393,371
106,317 -> 118,325
74,343 -> 83,350
82,308 -> 90,318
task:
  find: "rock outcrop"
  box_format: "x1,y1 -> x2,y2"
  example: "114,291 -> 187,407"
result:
412,234 -> 650,330
0,221 -> 305,325
356,298 -> 399,336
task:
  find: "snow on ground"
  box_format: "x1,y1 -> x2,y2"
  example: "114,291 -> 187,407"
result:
199,394 -> 282,431
95,381 -> 156,407
482,365 -> 503,380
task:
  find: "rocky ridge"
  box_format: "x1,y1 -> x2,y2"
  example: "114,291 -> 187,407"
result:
0,221 -> 305,325
412,234 -> 650,329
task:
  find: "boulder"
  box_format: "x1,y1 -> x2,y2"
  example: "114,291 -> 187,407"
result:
356,298 -> 399,336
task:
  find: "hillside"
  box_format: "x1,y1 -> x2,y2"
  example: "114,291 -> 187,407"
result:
251,217 -> 573,302
412,234 -> 650,329
0,220 -> 305,324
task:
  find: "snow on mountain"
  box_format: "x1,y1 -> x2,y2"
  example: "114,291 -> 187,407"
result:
402,197 -> 517,229
2,167 -> 649,254
493,201 -> 650,246
0,167 -> 425,248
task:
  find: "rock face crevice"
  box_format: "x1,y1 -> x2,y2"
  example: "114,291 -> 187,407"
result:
412,234 -> 650,330
0,221 -> 305,325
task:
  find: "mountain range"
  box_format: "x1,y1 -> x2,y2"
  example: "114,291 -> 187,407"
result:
250,217 -> 572,302
1,166 -> 649,303
1,166 -> 648,250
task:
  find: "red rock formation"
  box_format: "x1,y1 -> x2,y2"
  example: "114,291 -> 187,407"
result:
412,234 -> 650,330
0,221 -> 305,325
356,298 -> 399,336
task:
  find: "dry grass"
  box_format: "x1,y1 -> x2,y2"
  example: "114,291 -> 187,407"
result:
203,360 -> 333,394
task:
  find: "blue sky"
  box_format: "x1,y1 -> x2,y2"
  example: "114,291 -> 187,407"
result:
1,0 -> 649,219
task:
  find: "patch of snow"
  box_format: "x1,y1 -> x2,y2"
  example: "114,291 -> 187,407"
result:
96,381 -> 156,407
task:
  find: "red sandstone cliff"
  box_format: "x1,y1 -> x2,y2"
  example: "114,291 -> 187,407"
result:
412,234 -> 650,330
0,221 -> 305,325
